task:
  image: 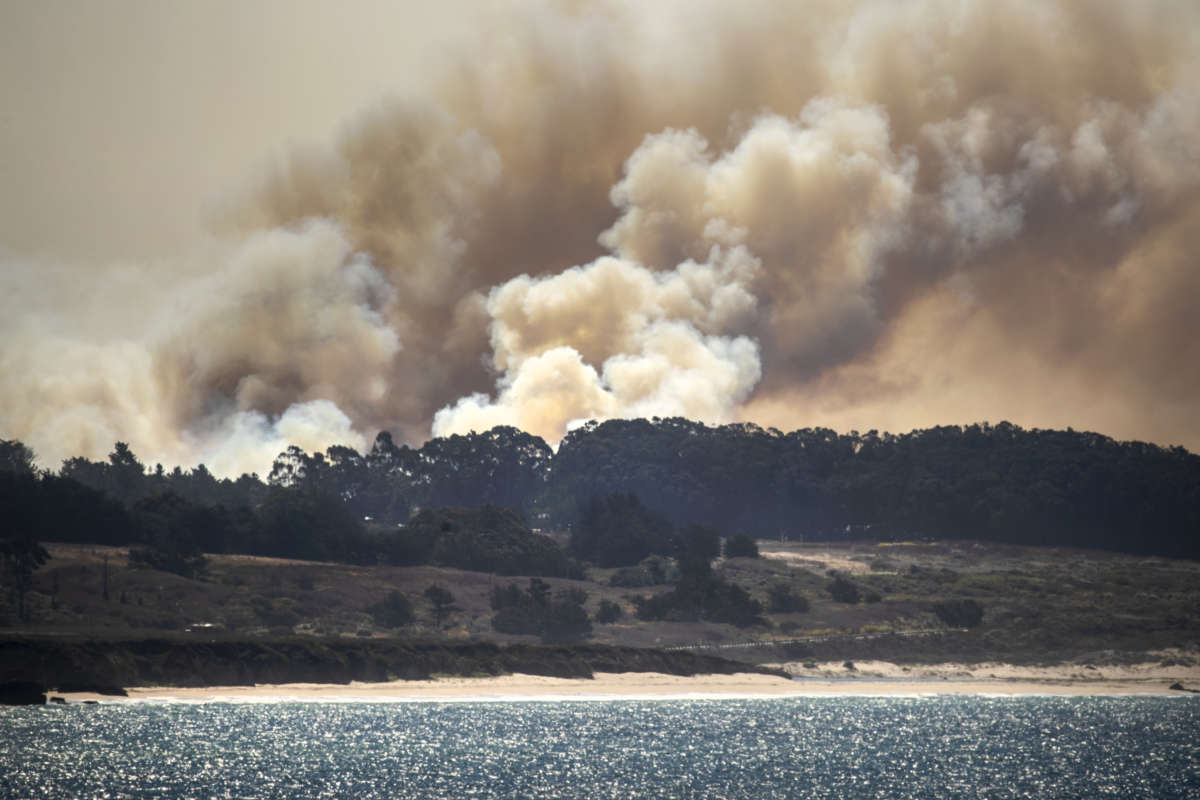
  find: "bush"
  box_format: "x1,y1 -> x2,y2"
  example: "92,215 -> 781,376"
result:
595,599 -> 622,624
542,598 -> 593,642
128,545 -> 206,580
490,579 -> 593,641
609,556 -> 678,587
768,584 -> 810,613
724,533 -> 759,559
828,576 -> 861,604
370,591 -> 415,628
492,603 -> 546,636
933,598 -> 984,628
635,567 -> 763,628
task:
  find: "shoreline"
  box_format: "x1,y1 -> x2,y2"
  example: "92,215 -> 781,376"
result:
54,665 -> 1200,703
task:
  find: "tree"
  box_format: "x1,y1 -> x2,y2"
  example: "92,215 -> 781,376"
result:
542,591 -> 592,642
127,493 -> 209,579
768,584 -> 810,613
424,584 -> 456,629
635,551 -> 763,627
828,575 -> 860,604
569,492 -> 677,567
490,581 -> 545,636
0,440 -> 36,476
398,507 -> 581,577
256,486 -> 369,563
108,442 -> 148,503
490,580 -> 593,641
933,598 -> 984,628
370,591 -> 415,628
595,599 -> 622,624
679,524 -> 721,562
1,536 -> 50,623
724,533 -> 759,559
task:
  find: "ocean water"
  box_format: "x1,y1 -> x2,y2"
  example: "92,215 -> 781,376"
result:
2,696 -> 1197,799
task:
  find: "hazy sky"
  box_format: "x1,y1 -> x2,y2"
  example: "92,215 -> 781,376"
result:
0,0 -> 474,261
2,0 -> 1198,475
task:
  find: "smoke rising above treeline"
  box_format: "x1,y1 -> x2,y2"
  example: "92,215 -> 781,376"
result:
2,0 -> 1199,475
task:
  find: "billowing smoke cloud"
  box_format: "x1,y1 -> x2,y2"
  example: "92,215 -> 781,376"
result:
432,247 -> 762,440
2,0 -> 1199,474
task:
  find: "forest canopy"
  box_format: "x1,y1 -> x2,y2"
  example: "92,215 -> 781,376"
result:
1,418 -> 1197,569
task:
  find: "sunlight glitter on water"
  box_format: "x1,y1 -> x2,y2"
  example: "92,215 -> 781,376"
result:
2,697 -> 1197,799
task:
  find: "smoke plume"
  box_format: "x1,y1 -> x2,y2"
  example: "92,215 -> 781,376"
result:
2,0 -> 1199,474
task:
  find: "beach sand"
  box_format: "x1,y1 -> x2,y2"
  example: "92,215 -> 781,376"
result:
53,661 -> 1200,703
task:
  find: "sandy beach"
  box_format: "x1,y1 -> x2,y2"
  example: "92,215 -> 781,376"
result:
53,661 -> 1200,703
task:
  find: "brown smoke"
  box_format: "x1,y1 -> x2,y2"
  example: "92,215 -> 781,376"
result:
2,0 -> 1198,473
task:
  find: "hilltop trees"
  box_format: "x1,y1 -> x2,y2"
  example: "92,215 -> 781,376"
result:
0,440 -> 35,476
2,415 -> 1198,578
547,419 -> 1200,559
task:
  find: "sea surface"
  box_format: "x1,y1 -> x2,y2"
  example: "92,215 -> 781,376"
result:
2,695 -> 1197,799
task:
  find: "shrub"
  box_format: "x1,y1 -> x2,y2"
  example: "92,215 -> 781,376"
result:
595,599 -> 622,624
370,591 -> 415,628
636,575 -> 763,627
933,598 -> 984,628
609,556 -> 678,587
490,579 -> 593,641
724,533 -> 759,559
828,576 -> 861,604
127,545 -> 206,580
768,584 -> 810,613
542,597 -> 593,642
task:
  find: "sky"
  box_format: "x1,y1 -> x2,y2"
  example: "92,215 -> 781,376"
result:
1,0 -> 1198,476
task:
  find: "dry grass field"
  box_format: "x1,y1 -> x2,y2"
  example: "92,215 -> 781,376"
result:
5,538 -> 1198,666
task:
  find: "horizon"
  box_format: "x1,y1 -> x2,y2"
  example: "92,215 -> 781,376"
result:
7,415 -> 1196,480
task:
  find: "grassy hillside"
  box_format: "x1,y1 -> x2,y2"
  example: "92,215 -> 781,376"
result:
4,539 -> 1198,667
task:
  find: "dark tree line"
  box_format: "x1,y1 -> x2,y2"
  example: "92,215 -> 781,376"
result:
3,416 -> 1198,573
547,419 -> 1199,559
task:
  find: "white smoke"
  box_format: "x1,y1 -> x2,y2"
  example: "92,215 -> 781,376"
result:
433,246 -> 762,441
0,220 -> 393,474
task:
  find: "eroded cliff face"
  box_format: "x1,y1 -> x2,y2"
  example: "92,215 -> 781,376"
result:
0,637 -> 783,693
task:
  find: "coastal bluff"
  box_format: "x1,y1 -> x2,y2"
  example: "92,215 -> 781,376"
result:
0,635 -> 784,700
